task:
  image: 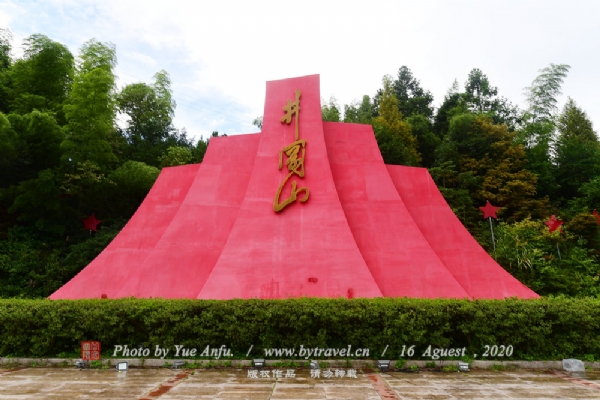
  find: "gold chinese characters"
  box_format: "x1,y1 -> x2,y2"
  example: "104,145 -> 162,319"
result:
273,90 -> 310,212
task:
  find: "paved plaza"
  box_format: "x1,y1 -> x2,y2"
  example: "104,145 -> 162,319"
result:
1,367 -> 600,399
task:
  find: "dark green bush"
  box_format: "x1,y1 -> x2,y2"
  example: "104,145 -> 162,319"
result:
1,297 -> 599,360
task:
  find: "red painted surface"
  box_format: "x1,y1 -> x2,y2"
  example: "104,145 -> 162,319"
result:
387,165 -> 539,299
197,75 -> 382,299
114,133 -> 260,298
324,122 -> 468,298
51,74 -> 537,300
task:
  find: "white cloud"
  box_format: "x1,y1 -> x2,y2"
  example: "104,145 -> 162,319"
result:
2,0 -> 599,139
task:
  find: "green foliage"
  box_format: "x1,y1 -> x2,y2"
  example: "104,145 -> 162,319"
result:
1,298 -> 600,360
0,221 -> 123,298
406,114 -> 440,168
344,95 -> 374,124
0,230 -> 63,298
434,113 -> 547,224
61,39 -> 118,169
117,70 -> 184,167
321,96 -> 341,122
9,169 -> 67,235
554,98 -> 600,204
390,66 -> 434,118
373,75 -> 420,166
105,161 -> 159,217
524,63 -> 570,122
7,111 -> 64,179
193,137 -> 209,163
0,112 -> 16,183
570,177 -> 600,214
494,218 -> 600,296
9,34 -> 74,119
159,146 -> 193,168
252,116 -> 263,130
460,69 -> 521,129
0,29 -> 13,113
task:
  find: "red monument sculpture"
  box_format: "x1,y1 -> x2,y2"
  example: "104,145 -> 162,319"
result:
50,75 -> 538,300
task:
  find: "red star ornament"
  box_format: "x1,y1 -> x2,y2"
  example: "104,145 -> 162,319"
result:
544,215 -> 563,233
479,200 -> 500,219
82,213 -> 101,231
593,210 -> 600,225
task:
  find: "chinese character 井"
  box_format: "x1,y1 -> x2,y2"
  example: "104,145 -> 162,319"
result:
280,90 -> 301,140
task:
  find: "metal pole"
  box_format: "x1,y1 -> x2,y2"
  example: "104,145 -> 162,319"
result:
488,216 -> 496,252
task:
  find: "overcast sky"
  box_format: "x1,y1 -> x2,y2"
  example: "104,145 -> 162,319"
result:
1,0 -> 598,142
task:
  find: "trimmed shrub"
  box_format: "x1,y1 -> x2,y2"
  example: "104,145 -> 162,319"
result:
0,297 -> 598,360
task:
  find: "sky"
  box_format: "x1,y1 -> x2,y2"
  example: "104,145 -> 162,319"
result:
0,0 -> 598,142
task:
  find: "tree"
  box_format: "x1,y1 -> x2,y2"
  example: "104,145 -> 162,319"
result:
391,66 -> 434,118
464,68 -> 498,114
463,68 -> 521,130
554,98 -> 600,204
569,176 -> 600,214
7,111 -> 64,181
0,29 -> 13,114
105,161 -> 159,217
519,64 -> 571,204
343,95 -> 374,124
9,169 -> 68,235
524,63 -> 570,123
61,39 -> 118,170
433,92 -> 467,138
9,34 -> 74,120
117,70 -> 182,166
406,114 -> 440,168
0,112 -> 16,186
435,113 -> 547,223
321,96 -> 341,122
158,146 -> 193,167
373,75 -> 420,166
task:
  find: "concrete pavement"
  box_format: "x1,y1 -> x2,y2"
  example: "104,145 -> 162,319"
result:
0,367 -> 599,399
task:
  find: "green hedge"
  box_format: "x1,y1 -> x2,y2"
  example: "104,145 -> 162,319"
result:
1,297 -> 599,360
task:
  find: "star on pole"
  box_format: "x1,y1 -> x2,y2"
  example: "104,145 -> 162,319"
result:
544,215 -> 563,233
82,213 -> 101,232
479,200 -> 500,219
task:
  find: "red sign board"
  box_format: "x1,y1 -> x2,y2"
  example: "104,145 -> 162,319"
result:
81,341 -> 101,360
